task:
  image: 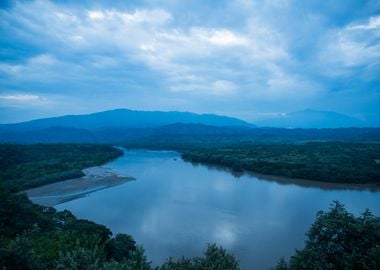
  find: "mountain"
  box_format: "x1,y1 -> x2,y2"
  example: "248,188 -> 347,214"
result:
0,109 -> 255,143
256,109 -> 365,128
0,109 -> 253,131
153,123 -> 254,135
1,108 -> 378,144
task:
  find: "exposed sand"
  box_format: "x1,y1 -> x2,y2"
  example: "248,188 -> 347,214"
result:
24,167 -> 134,207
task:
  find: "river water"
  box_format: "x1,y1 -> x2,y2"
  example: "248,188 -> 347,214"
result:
56,149 -> 380,269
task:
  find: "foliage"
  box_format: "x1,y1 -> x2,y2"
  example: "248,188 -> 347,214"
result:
273,201 -> 380,270
105,234 -> 136,261
0,189 -> 55,238
0,190 -> 145,270
182,142 -> 380,184
0,233 -> 45,270
0,143 -> 123,191
1,188 -> 379,270
54,248 -> 103,270
159,244 -> 240,270
1,143 -> 379,269
0,189 -> 238,270
124,127 -> 380,149
118,245 -> 151,270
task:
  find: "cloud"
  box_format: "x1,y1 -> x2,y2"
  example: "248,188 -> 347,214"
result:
0,1 -> 254,93
318,15 -> 380,76
170,79 -> 238,96
0,94 -> 40,101
194,28 -> 248,46
0,54 -> 58,75
348,15 -> 380,30
213,221 -> 238,247
87,8 -> 172,24
0,92 -> 53,109
212,80 -> 238,95
0,0 -> 379,123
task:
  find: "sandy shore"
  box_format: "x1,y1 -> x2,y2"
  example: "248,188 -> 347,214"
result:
24,167 -> 135,207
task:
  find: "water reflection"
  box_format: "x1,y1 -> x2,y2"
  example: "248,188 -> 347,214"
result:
56,150 -> 380,270
190,160 -> 380,192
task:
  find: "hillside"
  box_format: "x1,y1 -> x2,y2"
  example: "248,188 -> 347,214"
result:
1,109 -> 379,144
0,109 -> 253,131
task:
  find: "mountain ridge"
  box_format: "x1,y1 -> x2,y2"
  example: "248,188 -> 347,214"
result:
1,108 -> 254,130
1,108 -> 379,144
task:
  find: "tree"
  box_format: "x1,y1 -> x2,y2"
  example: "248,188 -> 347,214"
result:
275,201 -> 380,270
159,244 -> 239,270
197,244 -> 240,270
55,248 -> 102,270
105,233 -> 136,261
0,234 -> 44,270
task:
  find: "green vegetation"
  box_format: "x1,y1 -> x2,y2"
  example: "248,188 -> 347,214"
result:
1,143 -> 379,269
0,189 -> 150,270
1,190 -> 379,269
182,142 -> 380,184
273,201 -> 380,270
0,189 -> 239,270
123,127 -> 380,149
159,243 -> 240,270
0,143 -> 241,269
0,144 -> 123,191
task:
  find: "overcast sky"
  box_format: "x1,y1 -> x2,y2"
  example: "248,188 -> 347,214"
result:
0,0 -> 379,124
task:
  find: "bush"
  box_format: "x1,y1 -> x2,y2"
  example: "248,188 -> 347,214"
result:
274,201 -> 380,270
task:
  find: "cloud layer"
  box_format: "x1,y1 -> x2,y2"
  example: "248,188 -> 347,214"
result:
0,0 -> 379,123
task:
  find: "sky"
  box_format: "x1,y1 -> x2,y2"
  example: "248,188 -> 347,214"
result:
0,0 -> 379,124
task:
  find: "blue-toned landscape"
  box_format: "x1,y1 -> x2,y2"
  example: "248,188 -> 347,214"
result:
1,1 -> 380,269
54,149 -> 380,269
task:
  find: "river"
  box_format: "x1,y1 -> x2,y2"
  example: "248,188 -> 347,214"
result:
56,149 -> 380,269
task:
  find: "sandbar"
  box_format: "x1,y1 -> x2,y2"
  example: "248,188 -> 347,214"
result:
24,167 -> 134,207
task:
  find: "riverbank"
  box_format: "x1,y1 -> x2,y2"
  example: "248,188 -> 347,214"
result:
24,166 -> 134,206
181,142 -> 380,189
186,160 -> 380,192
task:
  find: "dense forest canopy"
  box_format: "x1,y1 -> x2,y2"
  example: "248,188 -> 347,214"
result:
0,188 -> 241,270
0,143 -> 379,269
0,144 -> 122,192
181,142 -> 380,184
273,201 -> 380,270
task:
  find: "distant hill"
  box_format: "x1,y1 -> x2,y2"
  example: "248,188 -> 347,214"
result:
1,109 -> 379,144
153,123 -> 253,135
1,109 -> 253,131
0,109 -> 255,143
256,109 -> 365,128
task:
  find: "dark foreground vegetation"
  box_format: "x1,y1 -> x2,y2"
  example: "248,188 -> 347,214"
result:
273,201 -> 380,270
1,189 -> 379,270
0,144 -> 123,192
182,142 -> 380,184
0,143 -> 379,269
0,188 -> 240,270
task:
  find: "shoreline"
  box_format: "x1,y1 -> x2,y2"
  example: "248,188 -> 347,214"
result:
246,170 -> 380,192
23,166 -> 135,207
185,160 -> 380,192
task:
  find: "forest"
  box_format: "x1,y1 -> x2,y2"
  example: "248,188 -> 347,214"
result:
0,183 -> 241,270
0,144 -> 123,192
181,142 -> 380,184
1,187 -> 379,270
1,143 -> 380,269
